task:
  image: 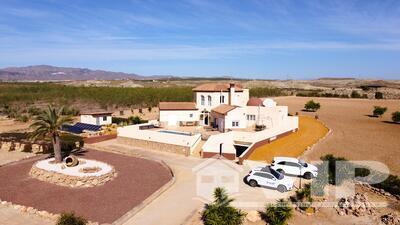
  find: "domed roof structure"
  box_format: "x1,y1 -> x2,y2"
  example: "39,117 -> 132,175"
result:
247,97 -> 263,106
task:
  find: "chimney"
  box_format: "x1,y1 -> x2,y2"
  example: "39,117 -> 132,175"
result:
229,83 -> 235,105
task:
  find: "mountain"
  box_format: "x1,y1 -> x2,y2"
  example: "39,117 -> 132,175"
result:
0,65 -> 151,81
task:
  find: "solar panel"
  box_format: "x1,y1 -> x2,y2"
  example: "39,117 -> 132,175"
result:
63,123 -> 102,134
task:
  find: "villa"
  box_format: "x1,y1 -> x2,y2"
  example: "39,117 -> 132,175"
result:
117,83 -> 298,162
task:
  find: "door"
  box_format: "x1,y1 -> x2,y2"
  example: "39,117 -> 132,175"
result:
285,162 -> 302,175
218,118 -> 224,132
96,117 -> 100,125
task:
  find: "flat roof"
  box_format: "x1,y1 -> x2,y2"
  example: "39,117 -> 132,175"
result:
159,102 -> 197,110
80,111 -> 113,116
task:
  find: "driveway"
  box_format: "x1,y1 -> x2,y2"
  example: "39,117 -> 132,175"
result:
89,140 -> 301,225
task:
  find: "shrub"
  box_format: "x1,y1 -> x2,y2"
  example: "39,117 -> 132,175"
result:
56,212 -> 87,225
372,106 -> 387,117
16,114 -> 29,122
351,90 -> 362,98
293,184 -> 313,210
201,187 -> 246,225
250,87 -> 285,97
392,111 -> 400,123
60,134 -> 84,154
375,92 -> 384,99
304,100 -> 320,112
319,154 -> 400,196
27,106 -> 42,116
260,199 -> 293,225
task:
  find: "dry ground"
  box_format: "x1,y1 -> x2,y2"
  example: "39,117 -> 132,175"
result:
273,96 -> 400,175
0,118 -> 30,133
248,116 -> 329,162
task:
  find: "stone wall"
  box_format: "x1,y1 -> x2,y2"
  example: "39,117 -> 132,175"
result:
117,136 -> 190,156
0,140 -> 46,154
29,165 -> 117,188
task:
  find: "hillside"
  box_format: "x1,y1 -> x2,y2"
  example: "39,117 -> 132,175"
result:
0,65 -> 146,81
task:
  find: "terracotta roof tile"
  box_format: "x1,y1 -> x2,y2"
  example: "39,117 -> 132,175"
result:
211,104 -> 237,115
247,97 -> 263,106
159,102 -> 197,110
192,83 -> 243,92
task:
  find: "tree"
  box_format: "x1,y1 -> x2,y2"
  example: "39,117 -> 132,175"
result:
304,100 -> 320,112
373,106 -> 387,117
375,92 -> 384,99
261,199 -> 293,225
56,212 -> 87,225
201,187 -> 246,225
351,90 -> 361,98
30,106 -> 73,162
392,111 -> 400,123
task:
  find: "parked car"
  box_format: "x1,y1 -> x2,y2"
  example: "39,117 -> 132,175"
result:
246,166 -> 294,192
271,157 -> 318,179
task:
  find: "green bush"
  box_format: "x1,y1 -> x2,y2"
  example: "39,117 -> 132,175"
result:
372,106 -> 387,117
392,111 -> 400,123
319,154 -> 400,196
201,187 -> 246,225
56,212 -> 87,225
16,114 -> 29,122
304,100 -> 320,112
260,199 -> 293,225
375,92 -> 384,99
60,134 -> 84,153
250,87 -> 285,97
351,90 -> 362,98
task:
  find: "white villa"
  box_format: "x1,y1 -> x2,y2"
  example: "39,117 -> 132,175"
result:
159,83 -> 290,132
80,111 -> 113,126
117,83 -> 298,162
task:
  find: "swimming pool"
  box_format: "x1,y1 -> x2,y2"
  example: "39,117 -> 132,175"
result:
158,130 -> 192,136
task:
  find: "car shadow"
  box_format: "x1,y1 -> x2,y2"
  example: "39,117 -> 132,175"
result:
382,121 -> 399,125
365,114 -> 379,118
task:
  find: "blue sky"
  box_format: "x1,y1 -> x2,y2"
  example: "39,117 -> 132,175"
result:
0,0 -> 399,79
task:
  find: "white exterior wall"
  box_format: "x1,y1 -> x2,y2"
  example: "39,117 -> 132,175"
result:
80,115 -> 112,125
159,110 -> 199,126
245,106 -> 288,128
117,124 -> 201,152
224,107 -> 247,129
195,92 -> 230,111
195,89 -> 249,111
230,89 -> 249,107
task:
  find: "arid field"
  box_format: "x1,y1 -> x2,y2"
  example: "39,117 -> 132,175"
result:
273,96 -> 400,175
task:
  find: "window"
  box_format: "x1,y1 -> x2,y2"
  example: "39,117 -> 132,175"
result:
201,95 -> 205,106
220,95 -> 225,103
285,162 -> 301,167
189,113 -> 193,118
247,115 -> 256,120
208,95 -> 212,106
102,116 -> 107,121
232,121 -> 239,127
254,172 -> 274,179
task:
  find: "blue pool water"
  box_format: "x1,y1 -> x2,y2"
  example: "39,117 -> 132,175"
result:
158,130 -> 192,136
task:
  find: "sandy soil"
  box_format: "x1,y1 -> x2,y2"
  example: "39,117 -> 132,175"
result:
248,116 -> 329,162
273,96 -> 400,176
0,118 -> 30,133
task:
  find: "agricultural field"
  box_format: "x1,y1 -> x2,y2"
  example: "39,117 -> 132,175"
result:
273,96 -> 400,175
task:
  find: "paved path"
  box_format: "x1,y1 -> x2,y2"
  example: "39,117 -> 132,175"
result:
90,140 -> 299,225
0,204 -> 54,225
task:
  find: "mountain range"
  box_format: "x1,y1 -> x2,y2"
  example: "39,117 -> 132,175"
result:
0,65 -> 170,81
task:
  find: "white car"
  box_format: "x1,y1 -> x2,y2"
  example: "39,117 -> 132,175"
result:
271,157 -> 318,179
246,166 -> 294,192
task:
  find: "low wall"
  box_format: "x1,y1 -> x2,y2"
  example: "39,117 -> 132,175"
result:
117,136 -> 190,156
202,151 -> 236,160
238,128 -> 298,164
84,134 -> 117,144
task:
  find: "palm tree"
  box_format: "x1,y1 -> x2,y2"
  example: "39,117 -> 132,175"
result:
201,187 -> 246,225
30,106 -> 73,163
261,199 -> 293,225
